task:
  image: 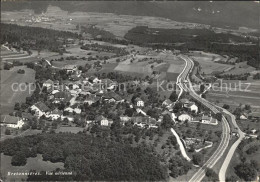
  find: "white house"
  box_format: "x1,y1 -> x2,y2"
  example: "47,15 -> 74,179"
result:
93,77 -> 101,84
48,109 -> 63,120
184,102 -> 198,114
96,116 -> 113,126
63,65 -> 77,73
1,115 -> 25,129
201,115 -> 218,125
135,98 -> 144,107
178,114 -> 192,122
162,99 -> 173,107
43,79 -> 54,90
240,113 -> 248,120
30,102 -> 50,118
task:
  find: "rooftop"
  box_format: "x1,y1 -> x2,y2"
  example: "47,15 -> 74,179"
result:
34,102 -> 50,112
1,115 -> 20,124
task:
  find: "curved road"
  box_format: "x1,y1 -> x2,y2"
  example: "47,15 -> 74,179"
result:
178,55 -> 232,182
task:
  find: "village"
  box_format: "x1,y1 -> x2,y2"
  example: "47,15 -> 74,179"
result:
0,57 -> 227,152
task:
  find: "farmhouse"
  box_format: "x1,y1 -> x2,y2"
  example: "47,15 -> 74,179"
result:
1,115 -> 24,129
132,116 -> 158,128
63,65 -> 78,73
135,97 -> 144,107
96,116 -> 113,126
43,79 -> 54,90
103,92 -> 124,103
178,114 -> 192,122
162,99 -> 173,108
22,112 -> 33,121
184,102 -> 198,114
84,94 -> 100,105
31,102 -> 50,118
48,109 -> 63,120
240,113 -> 248,120
201,115 -> 218,125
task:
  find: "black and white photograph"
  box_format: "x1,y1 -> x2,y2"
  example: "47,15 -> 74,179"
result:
0,1 -> 259,181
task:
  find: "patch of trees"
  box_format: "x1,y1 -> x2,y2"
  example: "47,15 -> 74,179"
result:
192,153 -> 204,166
215,73 -> 250,80
169,155 -> 192,178
246,145 -> 259,155
0,133 -> 167,181
169,91 -> 178,102
81,25 -> 115,40
80,43 -> 128,56
234,162 -> 258,181
1,23 -> 79,53
205,168 -> 218,182
125,26 -> 259,68
253,73 -> 260,80
17,69 -> 25,74
3,63 -> 13,70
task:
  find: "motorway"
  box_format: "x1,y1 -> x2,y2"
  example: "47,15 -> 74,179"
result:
178,55 -> 232,182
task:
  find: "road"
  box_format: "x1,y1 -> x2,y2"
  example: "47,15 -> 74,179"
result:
218,108 -> 245,181
178,55 -> 232,182
171,128 -> 191,161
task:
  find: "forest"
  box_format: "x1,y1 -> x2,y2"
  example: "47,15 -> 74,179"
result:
0,132 -> 168,181
125,26 -> 259,68
1,23 -> 80,53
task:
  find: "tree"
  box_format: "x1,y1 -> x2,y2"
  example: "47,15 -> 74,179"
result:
223,104 -> 230,110
200,84 -> 205,93
244,104 -> 251,111
5,129 -> 11,135
234,163 -> 257,181
192,153 -> 204,166
11,152 -> 27,166
169,91 -> 178,102
14,102 -> 20,111
205,168 -> 218,182
124,108 -> 134,117
161,114 -> 173,129
215,112 -> 223,122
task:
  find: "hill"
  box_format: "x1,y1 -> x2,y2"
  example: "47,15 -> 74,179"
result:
1,1 -> 259,30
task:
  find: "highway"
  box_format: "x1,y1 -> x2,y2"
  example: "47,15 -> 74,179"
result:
177,55 -> 232,182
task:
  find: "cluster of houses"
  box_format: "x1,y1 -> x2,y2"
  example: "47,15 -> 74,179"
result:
1,64 -> 223,131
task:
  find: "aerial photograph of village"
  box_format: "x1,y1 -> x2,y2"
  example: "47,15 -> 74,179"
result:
0,1 -> 259,181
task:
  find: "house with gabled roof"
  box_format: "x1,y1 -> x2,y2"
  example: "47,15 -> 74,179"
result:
47,108 -> 63,120
96,115 -> 113,126
135,97 -> 144,107
162,99 -> 173,107
43,79 -> 54,90
0,115 -> 24,129
84,94 -> 100,105
31,102 -> 50,118
63,64 -> 77,73
240,113 -> 248,120
102,92 -> 124,103
184,102 -> 198,114
201,114 -> 218,125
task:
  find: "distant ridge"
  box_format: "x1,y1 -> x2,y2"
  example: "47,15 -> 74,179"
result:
1,1 -> 259,29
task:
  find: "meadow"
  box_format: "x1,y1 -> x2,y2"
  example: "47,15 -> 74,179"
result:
0,66 -> 35,114
1,153 -> 64,182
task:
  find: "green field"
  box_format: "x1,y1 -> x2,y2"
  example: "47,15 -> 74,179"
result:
0,66 -> 35,114
1,153 -> 64,182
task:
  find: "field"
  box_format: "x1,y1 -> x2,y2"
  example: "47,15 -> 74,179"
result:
189,51 -> 256,75
1,6 -> 212,39
55,126 -> 84,133
0,66 -> 35,114
205,79 -> 260,110
1,153 -> 64,181
189,52 -> 235,75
